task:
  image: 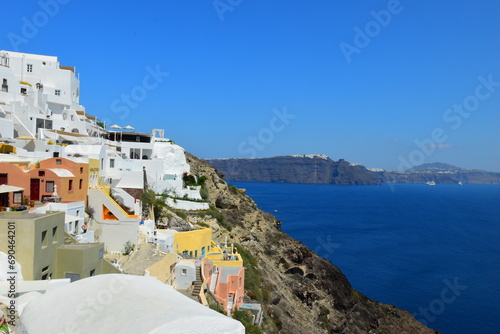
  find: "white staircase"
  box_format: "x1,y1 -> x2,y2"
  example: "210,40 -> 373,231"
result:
210,269 -> 219,293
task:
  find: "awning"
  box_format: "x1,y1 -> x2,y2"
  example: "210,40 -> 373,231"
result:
47,130 -> 90,138
17,135 -> 35,140
0,185 -> 24,194
48,168 -> 75,177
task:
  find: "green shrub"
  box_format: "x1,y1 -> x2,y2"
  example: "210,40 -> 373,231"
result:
200,185 -> 209,200
204,207 -> 232,231
235,243 -> 263,302
228,185 -> 239,195
175,210 -> 188,220
233,309 -> 262,333
198,175 -> 207,185
122,241 -> 135,255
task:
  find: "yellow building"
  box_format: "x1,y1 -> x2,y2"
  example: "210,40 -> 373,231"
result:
145,252 -> 179,285
0,210 -> 119,281
206,241 -> 243,267
167,227 -> 212,259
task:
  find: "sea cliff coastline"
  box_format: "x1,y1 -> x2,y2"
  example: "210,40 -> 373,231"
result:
190,153 -> 439,333
206,156 -> 500,185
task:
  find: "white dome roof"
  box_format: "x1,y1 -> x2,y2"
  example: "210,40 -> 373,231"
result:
18,274 -> 245,334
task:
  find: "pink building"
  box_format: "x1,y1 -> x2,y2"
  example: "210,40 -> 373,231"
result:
202,258 -> 245,314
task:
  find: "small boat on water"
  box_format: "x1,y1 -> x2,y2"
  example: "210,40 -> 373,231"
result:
426,181 -> 436,186
458,181 -> 463,186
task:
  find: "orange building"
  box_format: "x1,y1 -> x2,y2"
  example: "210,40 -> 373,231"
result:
202,258 -> 245,314
0,163 -> 30,207
0,157 -> 89,208
33,157 -> 89,203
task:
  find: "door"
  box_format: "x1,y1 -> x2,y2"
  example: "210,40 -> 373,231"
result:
30,178 -> 40,201
0,193 -> 8,207
0,173 -> 7,185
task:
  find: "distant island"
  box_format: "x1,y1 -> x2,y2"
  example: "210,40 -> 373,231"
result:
205,156 -> 500,185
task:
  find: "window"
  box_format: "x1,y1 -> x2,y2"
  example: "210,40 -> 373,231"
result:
181,269 -> 187,276
80,167 -> 83,174
41,230 -> 48,247
71,114 -> 74,121
68,180 -> 73,191
46,181 -> 54,193
90,269 -> 95,277
56,159 -> 62,165
27,64 -> 33,72
110,159 -> 115,168
20,87 -> 27,95
99,248 -> 104,259
52,226 -> 58,243
1,78 -> 7,93
13,191 -> 23,204
38,171 -> 45,177
79,179 -> 82,189
55,89 -> 61,96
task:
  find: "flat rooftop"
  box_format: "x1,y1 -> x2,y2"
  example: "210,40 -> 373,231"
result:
0,212 -> 47,220
0,211 -> 62,220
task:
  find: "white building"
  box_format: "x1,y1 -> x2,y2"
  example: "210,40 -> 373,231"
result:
18,274 -> 245,334
0,51 -> 209,253
0,50 -> 103,144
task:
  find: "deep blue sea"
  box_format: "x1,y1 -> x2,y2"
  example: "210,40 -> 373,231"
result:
231,182 -> 500,334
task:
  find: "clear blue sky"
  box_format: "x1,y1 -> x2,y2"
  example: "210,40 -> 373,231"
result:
2,0 -> 499,171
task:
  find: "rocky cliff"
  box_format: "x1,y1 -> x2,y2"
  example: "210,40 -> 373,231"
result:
375,162 -> 500,184
206,157 -> 500,185
187,152 -> 438,334
205,155 -> 381,185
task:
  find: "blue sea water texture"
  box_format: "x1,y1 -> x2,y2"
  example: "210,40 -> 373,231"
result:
232,182 -> 500,334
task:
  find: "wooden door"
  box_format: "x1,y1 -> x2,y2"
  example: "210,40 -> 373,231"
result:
30,178 -> 40,201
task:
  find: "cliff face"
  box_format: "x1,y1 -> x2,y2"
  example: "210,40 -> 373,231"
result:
205,155 -> 381,185
206,157 -> 500,185
187,152 -> 438,334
